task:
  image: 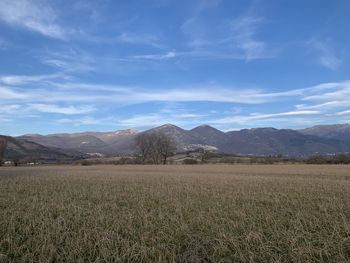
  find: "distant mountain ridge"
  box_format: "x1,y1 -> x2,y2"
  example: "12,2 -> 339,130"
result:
13,123 -> 350,158
19,129 -> 138,155
224,128 -> 349,156
300,124 -> 350,141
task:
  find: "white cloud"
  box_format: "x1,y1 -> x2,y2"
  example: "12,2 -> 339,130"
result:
310,39 -> 341,70
0,86 -> 30,99
303,81 -> 350,101
174,113 -> 207,119
117,113 -> 201,128
40,49 -> 95,72
180,11 -> 274,61
1,104 -> 22,114
1,79 -> 348,106
296,101 -> 350,111
0,0 -> 70,39
230,16 -> 269,60
251,110 -> 321,119
132,51 -> 177,60
28,104 -> 95,115
56,116 -> 102,126
334,109 -> 350,116
130,50 -> 264,61
117,32 -> 163,48
2,77 -> 350,128
211,110 -> 321,125
0,74 -> 66,85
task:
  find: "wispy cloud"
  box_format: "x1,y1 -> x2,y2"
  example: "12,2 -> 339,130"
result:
118,114 -> 173,127
132,51 -> 177,60
296,101 -> 350,111
28,104 -> 95,115
1,104 -> 22,114
1,78 -> 349,106
117,113 -> 203,129
56,116 -> 102,126
230,15 -> 270,60
0,86 -> 30,99
211,110 -> 321,125
334,109 -> 350,116
302,80 -> 350,101
2,74 -> 350,129
179,11 -> 274,61
129,49 -> 266,61
174,113 -> 207,119
0,0 -> 71,40
117,32 -> 164,48
1,85 -> 273,104
39,49 -> 96,72
0,74 -> 68,85
309,39 -> 341,70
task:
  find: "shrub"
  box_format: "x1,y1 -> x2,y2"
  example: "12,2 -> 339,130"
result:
182,158 -> 198,165
81,160 -> 93,166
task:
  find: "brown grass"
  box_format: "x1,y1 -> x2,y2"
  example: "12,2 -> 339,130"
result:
0,164 -> 350,262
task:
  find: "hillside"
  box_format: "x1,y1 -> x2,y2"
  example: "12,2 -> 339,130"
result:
300,124 -> 350,141
0,135 -> 78,161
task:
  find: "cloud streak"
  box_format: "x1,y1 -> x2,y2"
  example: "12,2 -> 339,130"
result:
309,39 -> 341,70
1,78 -> 350,107
0,0 -> 70,39
28,104 -> 96,115
210,110 -> 321,125
230,16 -> 269,60
39,49 -> 96,72
1,77 -> 350,130
0,74 -> 67,85
117,32 -> 164,48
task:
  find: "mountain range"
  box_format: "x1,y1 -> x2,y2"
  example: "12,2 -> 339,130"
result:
2,124 -> 350,160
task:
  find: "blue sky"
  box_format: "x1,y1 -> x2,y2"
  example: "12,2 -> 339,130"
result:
1,0 -> 350,135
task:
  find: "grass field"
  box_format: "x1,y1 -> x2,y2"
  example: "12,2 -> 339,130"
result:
0,164 -> 350,262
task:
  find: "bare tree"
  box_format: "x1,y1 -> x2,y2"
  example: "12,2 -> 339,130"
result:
149,133 -> 162,164
135,133 -> 154,163
0,138 -> 8,166
158,133 -> 176,164
199,148 -> 211,164
135,132 -> 176,164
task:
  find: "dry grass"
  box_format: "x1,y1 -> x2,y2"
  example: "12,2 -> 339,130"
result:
0,164 -> 350,262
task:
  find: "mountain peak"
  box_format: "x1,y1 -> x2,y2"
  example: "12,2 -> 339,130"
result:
160,123 -> 179,128
153,124 -> 184,131
198,124 -> 211,128
192,124 -> 217,130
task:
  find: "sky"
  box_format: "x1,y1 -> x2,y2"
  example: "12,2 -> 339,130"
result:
1,0 -> 350,135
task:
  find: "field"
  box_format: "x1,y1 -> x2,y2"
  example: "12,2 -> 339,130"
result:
0,165 -> 350,262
